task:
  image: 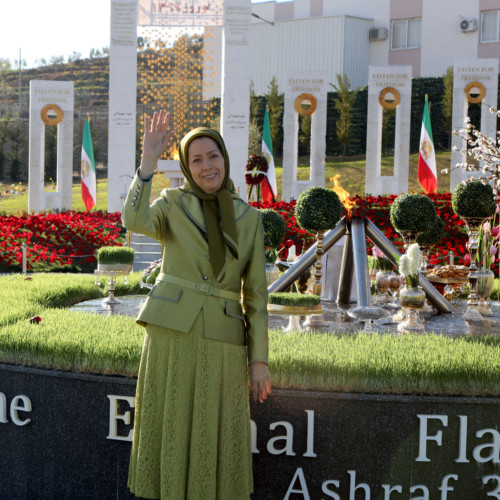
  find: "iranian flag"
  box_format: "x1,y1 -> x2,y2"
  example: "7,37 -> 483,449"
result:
417,95 -> 437,194
81,115 -> 96,210
261,106 -> 277,203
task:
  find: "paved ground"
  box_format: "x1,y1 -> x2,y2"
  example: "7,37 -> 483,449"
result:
71,294 -> 500,337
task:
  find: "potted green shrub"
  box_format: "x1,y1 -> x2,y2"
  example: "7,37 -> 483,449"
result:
295,187 -> 344,327
389,193 -> 437,247
451,179 -> 496,321
416,216 -> 445,272
451,179 -> 496,220
261,209 -> 286,263
261,209 -> 286,285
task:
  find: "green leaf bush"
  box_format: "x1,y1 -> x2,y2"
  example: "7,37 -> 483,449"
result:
416,216 -> 445,247
261,209 -> 287,249
451,179 -> 496,220
295,186 -> 343,232
390,193 -> 436,233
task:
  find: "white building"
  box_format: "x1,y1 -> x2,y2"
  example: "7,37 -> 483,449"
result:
204,0 -> 500,95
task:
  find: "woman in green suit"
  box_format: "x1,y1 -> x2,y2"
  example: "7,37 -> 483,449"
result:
123,110 -> 271,499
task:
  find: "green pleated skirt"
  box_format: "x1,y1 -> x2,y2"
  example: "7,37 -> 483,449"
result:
128,312 -> 253,499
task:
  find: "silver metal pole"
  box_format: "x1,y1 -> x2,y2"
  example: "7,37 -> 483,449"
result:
268,219 -> 347,293
364,218 -> 452,313
350,218 -> 371,307
337,226 -> 353,304
22,243 -> 27,274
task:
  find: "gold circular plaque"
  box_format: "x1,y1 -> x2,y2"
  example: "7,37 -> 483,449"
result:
294,93 -> 317,115
378,87 -> 401,109
41,104 -> 64,126
464,81 -> 486,104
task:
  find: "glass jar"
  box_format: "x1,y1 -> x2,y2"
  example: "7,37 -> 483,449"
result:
476,269 -> 495,315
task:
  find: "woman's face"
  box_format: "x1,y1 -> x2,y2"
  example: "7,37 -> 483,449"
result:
187,136 -> 225,194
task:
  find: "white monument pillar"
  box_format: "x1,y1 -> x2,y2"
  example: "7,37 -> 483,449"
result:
28,80 -> 74,213
450,59 -> 499,191
365,66 -> 412,196
108,0 -> 138,213
220,0 -> 252,199
282,72 -> 328,201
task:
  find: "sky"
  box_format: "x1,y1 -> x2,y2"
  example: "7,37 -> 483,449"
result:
0,0 -> 272,69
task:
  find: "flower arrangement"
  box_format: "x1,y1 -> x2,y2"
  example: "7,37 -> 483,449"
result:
398,243 -> 422,288
245,154 -> 268,186
477,211 -> 499,269
369,245 -> 394,272
447,108 -> 500,194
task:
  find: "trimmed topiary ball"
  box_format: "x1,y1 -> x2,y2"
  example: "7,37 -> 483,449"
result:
451,179 -> 496,219
261,209 -> 286,249
416,216 -> 445,247
390,193 -> 436,233
295,186 -> 343,232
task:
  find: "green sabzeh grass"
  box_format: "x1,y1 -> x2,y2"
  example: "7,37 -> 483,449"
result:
0,273 -> 499,396
96,246 -> 135,265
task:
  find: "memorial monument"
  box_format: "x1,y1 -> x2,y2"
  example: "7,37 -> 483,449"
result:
28,80 -> 74,213
108,0 -> 252,211
364,66 -> 412,196
282,71 -> 328,201
450,58 -> 499,190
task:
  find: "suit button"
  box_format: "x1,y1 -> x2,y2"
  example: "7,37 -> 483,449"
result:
132,196 -> 138,201
202,275 -> 208,281
131,202 -> 136,206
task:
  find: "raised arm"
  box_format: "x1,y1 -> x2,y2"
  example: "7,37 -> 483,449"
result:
138,110 -> 174,180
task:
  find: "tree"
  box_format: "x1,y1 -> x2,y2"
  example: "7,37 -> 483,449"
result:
0,114 -> 10,179
0,58 -> 12,73
330,74 -> 360,156
8,121 -> 26,182
441,66 -> 453,148
68,51 -> 83,63
49,55 -> 65,65
264,76 -> 284,156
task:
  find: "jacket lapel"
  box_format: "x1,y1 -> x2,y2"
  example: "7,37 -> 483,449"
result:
179,191 -> 207,234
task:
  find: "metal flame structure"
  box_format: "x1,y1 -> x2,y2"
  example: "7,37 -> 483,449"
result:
268,216 -> 453,314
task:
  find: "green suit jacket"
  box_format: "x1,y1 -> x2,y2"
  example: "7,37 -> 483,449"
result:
122,174 -> 268,364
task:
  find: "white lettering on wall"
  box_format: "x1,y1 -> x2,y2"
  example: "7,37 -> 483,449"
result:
107,395 -> 135,441
416,414 -> 448,462
321,479 -> 340,499
284,467 -> 310,500
473,429 -> 500,464
482,475 -> 500,499
438,473 -> 458,499
0,392 -> 32,426
267,421 -> 296,456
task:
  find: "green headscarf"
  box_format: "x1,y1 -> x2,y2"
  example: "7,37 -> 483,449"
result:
178,127 -> 238,280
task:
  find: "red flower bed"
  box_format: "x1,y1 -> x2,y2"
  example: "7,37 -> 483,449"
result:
0,194 -> 476,273
252,193 -> 470,267
0,211 -> 123,270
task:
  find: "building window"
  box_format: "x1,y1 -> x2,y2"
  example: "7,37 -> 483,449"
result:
481,10 -> 500,42
391,18 -> 421,50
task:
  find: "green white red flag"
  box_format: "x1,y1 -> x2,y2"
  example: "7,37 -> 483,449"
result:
417,95 -> 437,194
81,115 -> 96,210
261,106 -> 277,203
